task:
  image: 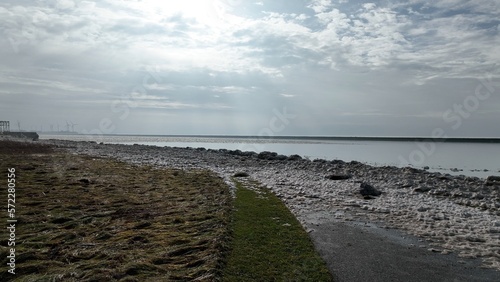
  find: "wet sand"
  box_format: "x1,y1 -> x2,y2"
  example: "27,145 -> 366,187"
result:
309,219 -> 500,281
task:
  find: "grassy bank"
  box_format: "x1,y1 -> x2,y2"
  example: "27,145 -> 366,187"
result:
222,180 -> 332,281
0,140 -> 333,281
0,141 -> 232,281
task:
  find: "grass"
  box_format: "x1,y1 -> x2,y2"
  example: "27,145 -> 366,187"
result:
0,140 -> 232,281
0,140 -> 333,281
222,180 -> 332,281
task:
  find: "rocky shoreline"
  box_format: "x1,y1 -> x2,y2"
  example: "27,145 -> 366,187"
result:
42,139 -> 500,271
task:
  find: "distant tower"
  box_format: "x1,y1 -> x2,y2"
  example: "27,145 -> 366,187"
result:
0,121 -> 10,133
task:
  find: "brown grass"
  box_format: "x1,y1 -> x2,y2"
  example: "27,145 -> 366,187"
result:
0,140 -> 232,281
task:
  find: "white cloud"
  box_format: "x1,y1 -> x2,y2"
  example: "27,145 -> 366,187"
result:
308,0 -> 333,13
0,0 -> 499,136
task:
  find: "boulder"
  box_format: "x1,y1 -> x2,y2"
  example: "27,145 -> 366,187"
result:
275,154 -> 288,161
487,176 -> 500,182
287,154 -> 302,161
359,183 -> 382,197
326,174 -> 352,180
233,172 -> 250,178
414,186 -> 432,193
330,159 -> 345,165
403,167 -> 422,174
257,151 -> 278,160
228,149 -> 242,156
241,151 -> 258,157
486,176 -> 500,186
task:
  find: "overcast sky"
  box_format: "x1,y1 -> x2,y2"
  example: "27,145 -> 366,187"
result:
0,0 -> 499,136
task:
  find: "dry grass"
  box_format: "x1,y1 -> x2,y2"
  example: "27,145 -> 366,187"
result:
0,141 -> 232,281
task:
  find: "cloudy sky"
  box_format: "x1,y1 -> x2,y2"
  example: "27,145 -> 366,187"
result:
1,0 -> 499,137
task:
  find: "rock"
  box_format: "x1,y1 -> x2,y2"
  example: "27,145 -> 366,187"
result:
400,180 -> 413,188
287,154 -> 302,161
465,236 -> 486,243
403,167 -> 422,174
431,189 -> 449,196
349,161 -> 362,166
417,206 -> 428,212
330,159 -> 345,165
326,174 -> 352,180
423,166 -> 430,170
233,172 -> 249,177
275,154 -> 288,161
79,178 -> 91,184
237,151 -> 257,157
485,176 -> 500,186
471,193 -> 484,200
414,186 -> 432,193
439,175 -> 453,181
258,151 -> 278,160
228,149 -> 242,155
359,183 -> 382,197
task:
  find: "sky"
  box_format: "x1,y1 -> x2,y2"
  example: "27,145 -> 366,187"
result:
0,0 -> 499,137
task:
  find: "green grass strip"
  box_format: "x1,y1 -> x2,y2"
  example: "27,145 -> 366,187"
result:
222,180 -> 332,281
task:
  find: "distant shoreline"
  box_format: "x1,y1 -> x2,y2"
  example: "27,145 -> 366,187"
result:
39,133 -> 500,143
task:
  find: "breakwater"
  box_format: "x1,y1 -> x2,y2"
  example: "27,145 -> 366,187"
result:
1,132 -> 39,140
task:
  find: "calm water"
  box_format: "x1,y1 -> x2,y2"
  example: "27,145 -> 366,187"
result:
40,134 -> 500,178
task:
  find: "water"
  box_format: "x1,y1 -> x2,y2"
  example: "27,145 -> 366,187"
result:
40,134 -> 500,178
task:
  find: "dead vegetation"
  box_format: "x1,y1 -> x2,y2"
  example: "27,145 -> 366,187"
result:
0,140 -> 232,281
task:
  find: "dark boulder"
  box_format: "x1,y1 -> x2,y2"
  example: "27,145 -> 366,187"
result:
403,167 -> 423,174
414,186 -> 432,193
276,154 -> 288,161
359,183 -> 382,197
258,151 -> 278,160
241,151 -> 258,157
228,149 -> 243,156
486,176 -> 500,186
330,159 -> 345,165
233,172 -> 250,178
326,174 -> 352,180
287,154 -> 302,161
486,176 -> 500,182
